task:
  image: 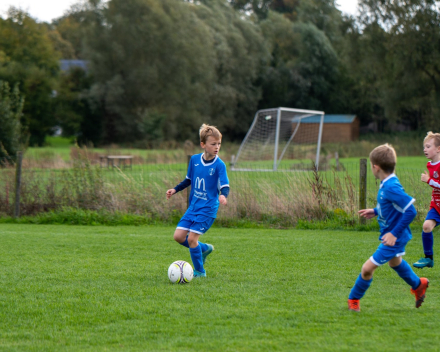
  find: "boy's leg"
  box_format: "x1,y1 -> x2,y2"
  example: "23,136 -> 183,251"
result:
191,216 -> 216,264
174,229 -> 190,248
348,259 -> 377,311
389,257 -> 420,289
188,232 -> 206,276
413,219 -> 437,268
390,256 -> 429,308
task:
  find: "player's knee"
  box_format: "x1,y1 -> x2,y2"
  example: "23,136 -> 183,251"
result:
187,234 -> 199,248
423,221 -> 435,233
173,232 -> 186,243
361,264 -> 374,279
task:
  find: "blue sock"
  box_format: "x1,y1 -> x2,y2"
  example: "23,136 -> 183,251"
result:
422,231 -> 434,256
199,242 -> 209,253
349,274 -> 372,300
179,235 -> 189,248
391,260 -> 421,290
189,245 -> 205,273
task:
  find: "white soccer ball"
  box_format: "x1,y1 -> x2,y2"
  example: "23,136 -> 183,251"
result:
168,260 -> 194,284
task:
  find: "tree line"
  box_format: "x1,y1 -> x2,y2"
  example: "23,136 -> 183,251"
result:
1,0 -> 439,155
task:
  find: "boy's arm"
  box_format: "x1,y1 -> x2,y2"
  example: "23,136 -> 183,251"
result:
218,162 -> 230,205
422,170 -> 440,189
358,208 -> 376,219
386,185 -> 416,239
174,178 -> 191,193
389,204 -> 417,238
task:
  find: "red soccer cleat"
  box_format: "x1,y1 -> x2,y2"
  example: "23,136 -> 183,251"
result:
348,299 -> 360,312
411,277 -> 429,308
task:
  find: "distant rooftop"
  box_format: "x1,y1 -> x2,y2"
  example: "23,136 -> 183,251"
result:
60,60 -> 89,72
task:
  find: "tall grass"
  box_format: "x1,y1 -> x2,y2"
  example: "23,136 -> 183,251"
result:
0,130 -> 433,227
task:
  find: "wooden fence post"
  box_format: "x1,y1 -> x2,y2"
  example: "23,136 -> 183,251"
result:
359,158 -> 367,224
14,151 -> 23,218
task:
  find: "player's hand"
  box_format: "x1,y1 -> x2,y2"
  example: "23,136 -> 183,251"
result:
219,195 -> 227,205
421,171 -> 430,183
381,232 -> 397,246
166,189 -> 176,199
358,209 -> 376,219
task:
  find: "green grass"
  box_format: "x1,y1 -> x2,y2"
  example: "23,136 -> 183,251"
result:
0,224 -> 439,351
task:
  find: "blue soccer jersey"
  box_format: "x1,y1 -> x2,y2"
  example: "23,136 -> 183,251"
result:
185,153 -> 230,218
374,174 -> 415,244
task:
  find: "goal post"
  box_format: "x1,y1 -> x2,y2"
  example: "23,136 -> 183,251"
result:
232,107 -> 325,171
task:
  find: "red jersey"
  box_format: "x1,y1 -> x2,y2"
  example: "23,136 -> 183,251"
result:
427,160 -> 440,214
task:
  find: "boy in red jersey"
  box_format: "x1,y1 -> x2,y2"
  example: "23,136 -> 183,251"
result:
413,132 -> 440,269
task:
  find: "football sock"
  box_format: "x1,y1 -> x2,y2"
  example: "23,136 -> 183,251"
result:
422,231 -> 434,257
391,260 -> 421,290
199,242 -> 209,253
179,235 -> 189,248
189,245 -> 205,273
348,274 -> 372,300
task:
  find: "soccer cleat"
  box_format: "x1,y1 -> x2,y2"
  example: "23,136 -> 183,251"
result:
202,244 -> 215,264
410,277 -> 429,308
347,299 -> 360,312
193,270 -> 206,278
413,258 -> 434,268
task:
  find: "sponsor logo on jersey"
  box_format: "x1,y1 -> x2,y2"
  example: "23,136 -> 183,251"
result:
209,168 -> 215,176
195,177 -> 206,191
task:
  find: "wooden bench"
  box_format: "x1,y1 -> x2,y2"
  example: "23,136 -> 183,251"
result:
99,155 -> 133,169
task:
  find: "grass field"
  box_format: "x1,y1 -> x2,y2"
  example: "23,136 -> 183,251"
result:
1,224 -> 439,351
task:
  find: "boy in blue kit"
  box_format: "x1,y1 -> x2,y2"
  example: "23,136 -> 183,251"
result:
413,132 -> 440,269
348,144 -> 429,312
166,124 -> 230,278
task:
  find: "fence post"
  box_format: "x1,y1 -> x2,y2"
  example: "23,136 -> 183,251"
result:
335,152 -> 339,171
14,151 -> 23,218
359,158 -> 367,224
187,155 -> 191,209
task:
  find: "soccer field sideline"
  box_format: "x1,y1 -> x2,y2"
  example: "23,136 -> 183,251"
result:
0,224 -> 439,351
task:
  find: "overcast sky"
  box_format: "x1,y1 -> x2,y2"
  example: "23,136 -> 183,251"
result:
0,0 -> 359,23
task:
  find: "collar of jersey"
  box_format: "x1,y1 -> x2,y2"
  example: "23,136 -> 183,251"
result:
200,154 -> 218,167
429,160 -> 440,166
380,173 -> 397,188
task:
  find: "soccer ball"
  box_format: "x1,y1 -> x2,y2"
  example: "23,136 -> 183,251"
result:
168,261 -> 193,284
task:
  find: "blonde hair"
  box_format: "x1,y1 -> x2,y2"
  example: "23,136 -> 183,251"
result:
199,124 -> 222,144
424,131 -> 440,147
369,143 -> 397,174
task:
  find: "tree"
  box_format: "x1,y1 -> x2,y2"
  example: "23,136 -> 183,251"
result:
357,0 -> 440,130
0,8 -> 60,146
0,81 -> 24,161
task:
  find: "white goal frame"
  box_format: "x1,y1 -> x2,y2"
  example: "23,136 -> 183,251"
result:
232,107 -> 325,171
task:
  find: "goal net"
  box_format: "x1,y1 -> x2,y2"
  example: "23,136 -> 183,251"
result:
231,107 -> 325,171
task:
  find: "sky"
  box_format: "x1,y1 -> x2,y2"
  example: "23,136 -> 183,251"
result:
0,0 -> 359,23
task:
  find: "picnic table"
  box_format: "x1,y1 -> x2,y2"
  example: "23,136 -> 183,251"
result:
99,155 -> 133,169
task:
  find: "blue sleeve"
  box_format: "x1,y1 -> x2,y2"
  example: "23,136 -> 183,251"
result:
390,204 -> 417,238
386,185 -> 416,238
186,156 -> 194,180
386,185 -> 415,214
218,162 -> 229,191
174,178 -> 191,193
220,186 -> 229,198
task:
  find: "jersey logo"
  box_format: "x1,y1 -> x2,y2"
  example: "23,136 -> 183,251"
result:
195,164 -> 199,166
195,177 -> 206,191
434,171 -> 438,178
209,168 -> 215,176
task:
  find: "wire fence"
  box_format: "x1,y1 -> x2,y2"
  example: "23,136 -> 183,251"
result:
0,153 -> 432,225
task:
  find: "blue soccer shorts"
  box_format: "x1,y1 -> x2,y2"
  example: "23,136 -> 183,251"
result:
370,242 -> 407,266
425,208 -> 440,227
176,213 -> 215,235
